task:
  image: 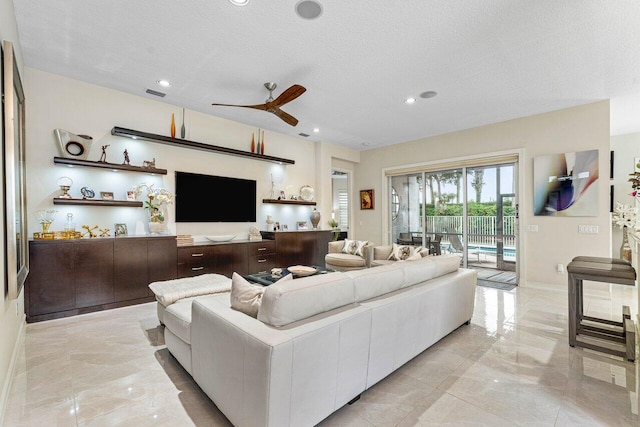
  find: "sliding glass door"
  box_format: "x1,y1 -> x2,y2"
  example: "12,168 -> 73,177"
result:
389,161 -> 518,282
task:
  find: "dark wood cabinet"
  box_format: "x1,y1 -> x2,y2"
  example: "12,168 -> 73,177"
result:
75,240 -> 114,308
260,230 -> 333,267
26,236 -> 177,323
177,239 -> 276,278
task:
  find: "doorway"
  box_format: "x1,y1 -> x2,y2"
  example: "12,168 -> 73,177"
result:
331,170 -> 350,236
389,160 -> 519,287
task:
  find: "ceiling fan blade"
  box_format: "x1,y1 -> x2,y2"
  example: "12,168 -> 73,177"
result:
272,108 -> 299,127
273,84 -> 306,107
211,102 -> 268,111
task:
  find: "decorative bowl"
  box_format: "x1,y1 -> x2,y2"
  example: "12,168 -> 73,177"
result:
206,235 -> 236,242
299,185 -> 315,202
287,265 -> 317,277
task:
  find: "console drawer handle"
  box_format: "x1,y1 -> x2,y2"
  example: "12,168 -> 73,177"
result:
257,259 -> 267,263
258,248 -> 267,251
191,253 -> 204,257
191,266 -> 204,271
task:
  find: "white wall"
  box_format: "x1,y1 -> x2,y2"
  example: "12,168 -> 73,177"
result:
610,132 -> 640,255
354,101 -> 611,286
25,69 -> 359,239
0,0 -> 26,420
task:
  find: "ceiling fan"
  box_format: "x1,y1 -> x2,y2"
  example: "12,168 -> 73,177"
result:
211,82 -> 306,127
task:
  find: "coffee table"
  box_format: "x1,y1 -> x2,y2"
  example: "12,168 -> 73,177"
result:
245,265 -> 333,286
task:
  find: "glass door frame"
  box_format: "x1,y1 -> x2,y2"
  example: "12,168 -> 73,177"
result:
388,161 -> 519,279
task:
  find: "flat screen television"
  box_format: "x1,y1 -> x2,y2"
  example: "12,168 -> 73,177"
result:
175,171 -> 257,222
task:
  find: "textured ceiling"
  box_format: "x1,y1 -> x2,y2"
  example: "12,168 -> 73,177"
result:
12,0 -> 640,149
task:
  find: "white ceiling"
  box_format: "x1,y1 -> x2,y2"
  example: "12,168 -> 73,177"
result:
12,0 -> 640,150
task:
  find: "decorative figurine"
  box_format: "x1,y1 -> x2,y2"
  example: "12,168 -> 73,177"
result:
81,224 -> 99,238
99,145 -> 109,162
123,149 -> 130,165
98,227 -> 110,237
143,158 -> 156,168
80,187 -> 95,199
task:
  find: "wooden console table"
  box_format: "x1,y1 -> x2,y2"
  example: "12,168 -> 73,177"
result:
26,236 -> 177,323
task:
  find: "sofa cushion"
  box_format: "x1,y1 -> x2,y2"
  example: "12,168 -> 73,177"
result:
325,253 -> 367,268
401,254 -> 461,288
346,263 -> 405,302
258,272 -> 355,326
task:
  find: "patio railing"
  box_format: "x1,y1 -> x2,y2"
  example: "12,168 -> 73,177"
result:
422,215 -> 516,248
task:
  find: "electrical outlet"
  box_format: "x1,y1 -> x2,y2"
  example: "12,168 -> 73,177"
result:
525,225 -> 538,232
557,264 -> 564,274
578,225 -> 599,234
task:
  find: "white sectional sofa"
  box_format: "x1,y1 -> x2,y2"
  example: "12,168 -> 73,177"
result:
160,254 -> 476,427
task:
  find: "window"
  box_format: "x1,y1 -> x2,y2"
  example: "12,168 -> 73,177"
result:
391,186 -> 399,221
338,191 -> 348,228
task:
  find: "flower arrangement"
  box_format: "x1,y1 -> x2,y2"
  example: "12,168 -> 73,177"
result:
132,183 -> 174,223
328,219 -> 339,229
612,201 -> 637,229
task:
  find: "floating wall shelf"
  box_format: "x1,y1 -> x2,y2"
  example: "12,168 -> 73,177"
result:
111,127 -> 295,165
53,198 -> 143,207
53,157 -> 168,174
262,199 -> 316,206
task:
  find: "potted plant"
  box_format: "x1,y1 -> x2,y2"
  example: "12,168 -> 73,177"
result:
328,219 -> 340,241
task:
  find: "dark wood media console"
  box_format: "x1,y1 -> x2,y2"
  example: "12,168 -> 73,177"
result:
26,230 -> 340,322
26,236 -> 177,323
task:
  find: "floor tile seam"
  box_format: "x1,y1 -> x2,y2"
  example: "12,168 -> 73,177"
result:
440,389 -> 515,425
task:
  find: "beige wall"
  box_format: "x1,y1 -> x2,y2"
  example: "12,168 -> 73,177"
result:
0,0 -> 26,420
25,69 -> 358,238
610,132 -> 640,255
355,101 -> 612,286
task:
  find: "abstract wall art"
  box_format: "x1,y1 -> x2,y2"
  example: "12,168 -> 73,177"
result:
533,149 -> 599,216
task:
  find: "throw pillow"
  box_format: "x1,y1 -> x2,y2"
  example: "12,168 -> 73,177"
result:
230,273 -> 266,318
342,239 -> 369,256
388,243 -> 422,261
406,251 -> 423,261
230,272 -> 293,318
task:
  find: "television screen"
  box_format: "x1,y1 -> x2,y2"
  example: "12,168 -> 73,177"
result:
175,171 -> 257,222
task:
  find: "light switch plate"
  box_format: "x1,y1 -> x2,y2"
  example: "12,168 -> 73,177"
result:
578,225 -> 599,234
525,225 -> 538,232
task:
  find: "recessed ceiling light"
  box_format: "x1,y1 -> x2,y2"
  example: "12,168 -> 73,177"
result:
156,79 -> 171,88
404,97 -> 416,104
420,91 -> 438,99
296,0 -> 323,20
313,128 -> 320,133
229,0 -> 249,5
361,142 -> 370,147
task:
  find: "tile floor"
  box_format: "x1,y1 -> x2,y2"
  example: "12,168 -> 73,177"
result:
2,281 -> 638,426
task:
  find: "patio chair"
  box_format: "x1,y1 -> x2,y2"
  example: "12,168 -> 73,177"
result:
445,228 -> 480,262
397,232 -> 413,245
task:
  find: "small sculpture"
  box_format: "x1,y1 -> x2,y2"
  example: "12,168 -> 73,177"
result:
82,224 -> 99,238
99,145 -> 109,162
142,158 -> 156,168
123,149 -> 130,165
80,187 -> 95,199
99,227 -> 110,237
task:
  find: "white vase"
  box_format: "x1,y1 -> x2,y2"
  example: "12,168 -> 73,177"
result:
310,209 -> 321,229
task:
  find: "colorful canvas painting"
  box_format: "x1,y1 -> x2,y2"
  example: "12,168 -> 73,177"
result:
533,149 -> 599,216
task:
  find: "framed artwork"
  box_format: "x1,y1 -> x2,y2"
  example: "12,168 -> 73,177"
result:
533,149 -> 599,216
100,191 -> 114,200
360,189 -> 374,210
3,41 -> 28,299
275,221 -> 281,231
114,223 -> 128,237
296,221 -> 308,230
126,190 -> 136,201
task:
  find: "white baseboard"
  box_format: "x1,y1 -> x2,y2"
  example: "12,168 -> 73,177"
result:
0,315 -> 26,426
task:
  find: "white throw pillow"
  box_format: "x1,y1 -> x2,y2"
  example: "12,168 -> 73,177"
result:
342,238 -> 368,256
406,251 -> 423,261
230,273 -> 265,318
388,243 -> 422,261
230,272 -> 292,318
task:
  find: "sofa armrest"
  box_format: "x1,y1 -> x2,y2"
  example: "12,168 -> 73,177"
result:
373,245 -> 393,261
328,240 -> 345,254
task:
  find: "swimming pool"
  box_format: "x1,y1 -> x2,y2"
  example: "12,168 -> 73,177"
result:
441,243 -> 516,258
